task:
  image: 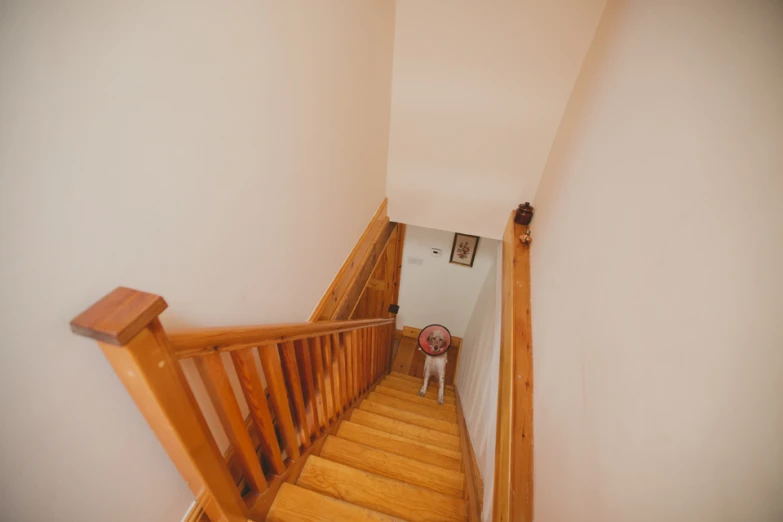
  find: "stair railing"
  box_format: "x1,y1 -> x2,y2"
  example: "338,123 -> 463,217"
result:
70,287 -> 395,522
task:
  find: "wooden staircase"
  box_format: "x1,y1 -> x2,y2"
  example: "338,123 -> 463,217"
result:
268,372 -> 466,522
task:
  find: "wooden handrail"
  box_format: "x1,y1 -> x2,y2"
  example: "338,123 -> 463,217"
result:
71,286 -> 396,522
493,211 -> 534,522
168,317 -> 394,359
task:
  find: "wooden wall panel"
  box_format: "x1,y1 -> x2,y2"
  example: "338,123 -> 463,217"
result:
493,212 -> 533,522
311,198 -> 403,322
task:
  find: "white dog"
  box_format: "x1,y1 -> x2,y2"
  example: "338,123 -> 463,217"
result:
418,329 -> 448,405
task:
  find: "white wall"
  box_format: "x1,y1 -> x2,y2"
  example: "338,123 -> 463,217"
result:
0,2 -> 395,521
455,244 -> 502,521
396,225 -> 498,337
532,2 -> 783,521
385,0 -> 607,239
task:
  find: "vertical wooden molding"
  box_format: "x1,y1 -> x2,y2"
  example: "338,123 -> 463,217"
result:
70,288 -> 247,522
456,391 -> 483,522
493,212 -> 533,522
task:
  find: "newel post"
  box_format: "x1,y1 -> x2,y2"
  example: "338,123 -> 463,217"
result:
70,287 -> 248,522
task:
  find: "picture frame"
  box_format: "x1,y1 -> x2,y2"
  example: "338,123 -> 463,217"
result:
449,233 -> 480,267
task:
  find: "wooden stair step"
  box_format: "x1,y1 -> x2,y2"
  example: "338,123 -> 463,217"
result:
390,371 -> 455,391
320,436 -> 464,497
298,456 -> 466,522
367,391 -> 457,422
375,385 -> 457,412
337,421 -> 462,471
359,399 -> 459,436
267,482 -> 403,522
380,377 -> 457,403
350,409 -> 461,452
384,375 -> 457,397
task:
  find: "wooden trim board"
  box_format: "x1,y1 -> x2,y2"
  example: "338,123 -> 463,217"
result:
310,198 -> 398,321
456,391 -> 483,522
493,211 -> 533,522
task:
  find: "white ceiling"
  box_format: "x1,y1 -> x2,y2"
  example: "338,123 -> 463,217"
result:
385,0 -> 608,239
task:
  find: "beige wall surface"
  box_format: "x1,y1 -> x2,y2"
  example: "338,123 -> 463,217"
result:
0,2 -> 395,520
531,2 -> 783,521
455,244 -> 502,521
386,0 -> 607,240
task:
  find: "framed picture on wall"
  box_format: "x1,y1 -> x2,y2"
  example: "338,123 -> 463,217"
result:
449,233 -> 480,267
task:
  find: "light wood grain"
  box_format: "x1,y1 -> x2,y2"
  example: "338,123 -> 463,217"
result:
310,337 -> 328,430
493,211 -> 533,522
385,373 -> 457,396
279,342 -> 311,446
230,348 -> 286,475
70,286 -> 168,346
334,221 -> 396,320
294,339 -> 319,437
195,353 -> 268,494
334,333 -> 347,412
336,421 -> 462,471
390,371 -> 456,391
358,400 -> 459,436
457,391 -> 483,522
321,336 -> 335,421
267,483 -> 402,522
345,331 -> 355,404
298,456 -> 466,522
350,409 -> 461,452
257,344 -> 301,460
374,385 -> 457,412
248,378 -> 378,520
320,436 -> 464,497
367,391 -> 457,422
380,377 -> 457,403
169,317 -> 394,359
96,320 -> 247,522
310,198 -> 390,321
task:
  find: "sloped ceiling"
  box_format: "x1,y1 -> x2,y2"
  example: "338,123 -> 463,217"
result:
385,0 -> 607,239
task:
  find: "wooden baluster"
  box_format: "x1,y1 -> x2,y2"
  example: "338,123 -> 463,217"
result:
230,348 -> 286,475
363,328 -> 370,390
344,331 -> 354,402
195,354 -> 268,494
361,328 -> 370,391
352,329 -> 361,397
257,343 -> 301,460
355,329 -> 363,394
320,335 -> 336,422
294,340 -> 318,437
70,288 -> 247,522
335,332 -> 347,411
387,323 -> 394,373
278,341 -> 311,446
310,337 -> 328,430
371,326 -> 377,382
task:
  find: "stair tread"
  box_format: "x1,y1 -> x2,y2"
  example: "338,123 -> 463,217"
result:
367,391 -> 458,422
380,377 -> 457,403
390,371 -> 456,391
350,409 -> 462,452
384,374 -> 456,397
320,436 -> 464,497
375,385 -> 457,411
337,421 -> 462,471
298,456 -> 466,522
359,399 -> 459,435
267,482 -> 404,522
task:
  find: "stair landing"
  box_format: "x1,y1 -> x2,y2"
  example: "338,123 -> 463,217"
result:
267,373 -> 466,521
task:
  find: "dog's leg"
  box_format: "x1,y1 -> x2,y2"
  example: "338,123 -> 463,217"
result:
419,359 -> 431,397
437,363 -> 446,405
